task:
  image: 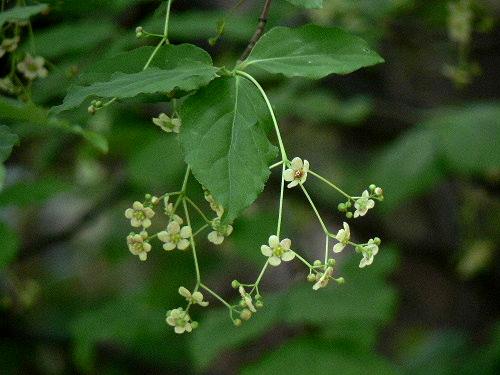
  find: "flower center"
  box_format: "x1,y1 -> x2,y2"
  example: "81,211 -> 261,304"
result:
171,234 -> 181,243
133,211 -> 145,220
133,243 -> 144,252
273,245 -> 286,257
294,170 -> 303,179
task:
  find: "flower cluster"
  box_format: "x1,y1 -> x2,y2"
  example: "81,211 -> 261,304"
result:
178,286 -> 209,307
166,308 -> 198,334
337,184 -> 383,219
0,36 -> 20,58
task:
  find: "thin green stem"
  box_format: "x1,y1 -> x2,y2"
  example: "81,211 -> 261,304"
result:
292,250 -> 313,269
250,260 -> 268,294
200,283 -> 234,310
183,198 -> 200,285
276,163 -> 285,237
269,160 -> 283,170
164,0 -> 173,39
185,197 -> 212,224
309,170 -> 352,200
142,37 -> 166,70
299,184 -> 333,238
324,235 -> 329,265
193,223 -> 209,237
235,70 -> 288,162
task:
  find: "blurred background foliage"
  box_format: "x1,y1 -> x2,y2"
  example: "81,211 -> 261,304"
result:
1,0 -> 499,374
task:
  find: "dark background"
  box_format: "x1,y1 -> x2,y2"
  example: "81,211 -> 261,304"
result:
1,0 -> 499,374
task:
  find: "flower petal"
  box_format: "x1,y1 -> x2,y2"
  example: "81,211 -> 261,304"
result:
281,250 -> 295,262
180,226 -> 192,238
167,221 -> 180,234
261,245 -> 272,257
163,242 -> 176,251
280,238 -> 291,250
125,208 -> 134,219
302,159 -> 310,173
268,256 -> 282,267
291,157 -> 303,170
268,235 -> 280,248
283,168 -> 295,182
177,239 -> 190,250
287,180 -> 299,188
333,242 -> 345,253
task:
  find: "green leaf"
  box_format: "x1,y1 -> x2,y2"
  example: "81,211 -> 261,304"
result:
241,337 -> 398,375
180,77 -> 278,224
371,127 -> 443,212
240,24 -> 384,79
429,103 -> 500,176
0,177 -> 71,208
52,44 -> 218,114
0,4 -> 48,27
0,222 -> 19,269
284,0 -> 323,9
0,125 -> 19,163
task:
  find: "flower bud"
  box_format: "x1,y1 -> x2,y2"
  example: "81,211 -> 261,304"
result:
87,105 -> 96,115
233,318 -> 242,327
191,321 -> 199,329
135,26 -> 144,37
369,184 -> 376,191
374,187 -> 383,196
346,212 -> 353,219
313,260 -> 322,267
255,300 -> 263,309
240,309 -> 252,321
231,280 -> 240,289
307,274 -> 316,282
335,277 -> 345,284
373,237 -> 381,245
327,258 -> 336,267
337,203 -> 346,212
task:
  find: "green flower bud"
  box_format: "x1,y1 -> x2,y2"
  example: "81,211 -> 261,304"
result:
307,274 -> 316,282
355,245 -> 364,253
191,321 -> 199,329
231,280 -> 240,289
233,318 -> 242,327
135,26 -> 144,37
335,277 -> 345,284
373,237 -> 381,245
239,300 -> 247,308
346,212 -> 353,219
313,260 -> 322,267
255,300 -> 263,309
369,184 -> 376,191
240,309 -> 252,321
327,258 -> 336,267
345,201 -> 352,208
87,105 -> 96,115
337,203 -> 346,212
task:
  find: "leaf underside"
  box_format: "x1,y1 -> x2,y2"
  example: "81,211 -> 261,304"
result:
180,77 -> 278,224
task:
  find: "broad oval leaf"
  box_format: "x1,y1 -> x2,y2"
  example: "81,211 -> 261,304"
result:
240,24 -> 384,79
180,77 -> 278,224
52,44 -> 219,114
285,0 -> 323,9
0,4 -> 48,27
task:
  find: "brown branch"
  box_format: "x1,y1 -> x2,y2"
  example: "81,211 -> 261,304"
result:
239,0 -> 273,61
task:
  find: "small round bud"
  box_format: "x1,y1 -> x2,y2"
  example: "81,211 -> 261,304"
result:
335,277 -> 345,284
327,258 -> 336,267
135,26 -> 144,37
233,318 -> 242,327
345,201 -> 352,208
231,280 -> 240,289
191,321 -> 198,329
307,274 -> 316,282
255,300 -> 263,309
239,300 -> 247,308
240,309 -> 252,321
95,100 -> 103,108
87,105 -> 96,115
145,194 -> 152,200
355,245 -> 364,253
373,237 -> 381,245
369,184 -> 376,191
313,260 -> 322,267
337,203 -> 346,212
151,196 -> 159,205
255,294 -> 262,300
346,212 -> 353,219
374,187 -> 383,196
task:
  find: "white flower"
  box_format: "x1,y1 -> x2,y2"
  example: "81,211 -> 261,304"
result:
204,189 -> 224,217
354,190 -> 375,218
152,113 -> 181,133
207,218 -> 233,245
166,308 -> 193,334
0,36 -> 20,58
125,201 -> 155,228
126,231 -> 151,261
178,286 -> 209,307
17,54 -> 48,80
359,239 -> 379,268
313,266 -> 334,290
239,286 -> 256,313
0,76 -> 19,95
260,235 -> 295,266
333,222 -> 350,253
163,196 -> 183,224
283,157 -> 309,188
158,221 -> 192,251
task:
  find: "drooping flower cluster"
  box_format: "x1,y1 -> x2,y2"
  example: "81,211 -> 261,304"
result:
178,286 -> 209,307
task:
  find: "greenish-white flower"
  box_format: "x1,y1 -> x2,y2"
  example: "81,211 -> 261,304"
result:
313,266 -> 334,290
166,308 -> 194,334
204,189 -> 224,217
333,222 -> 350,253
178,286 -> 209,307
359,239 -> 379,268
239,286 -> 256,313
17,54 -> 48,80
283,157 -> 309,188
0,76 -> 18,95
125,201 -> 155,228
152,113 -> 181,133
158,221 -> 192,251
126,231 -> 151,261
354,190 -> 375,218
0,36 -> 20,58
261,235 -> 294,266
208,218 -> 233,245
